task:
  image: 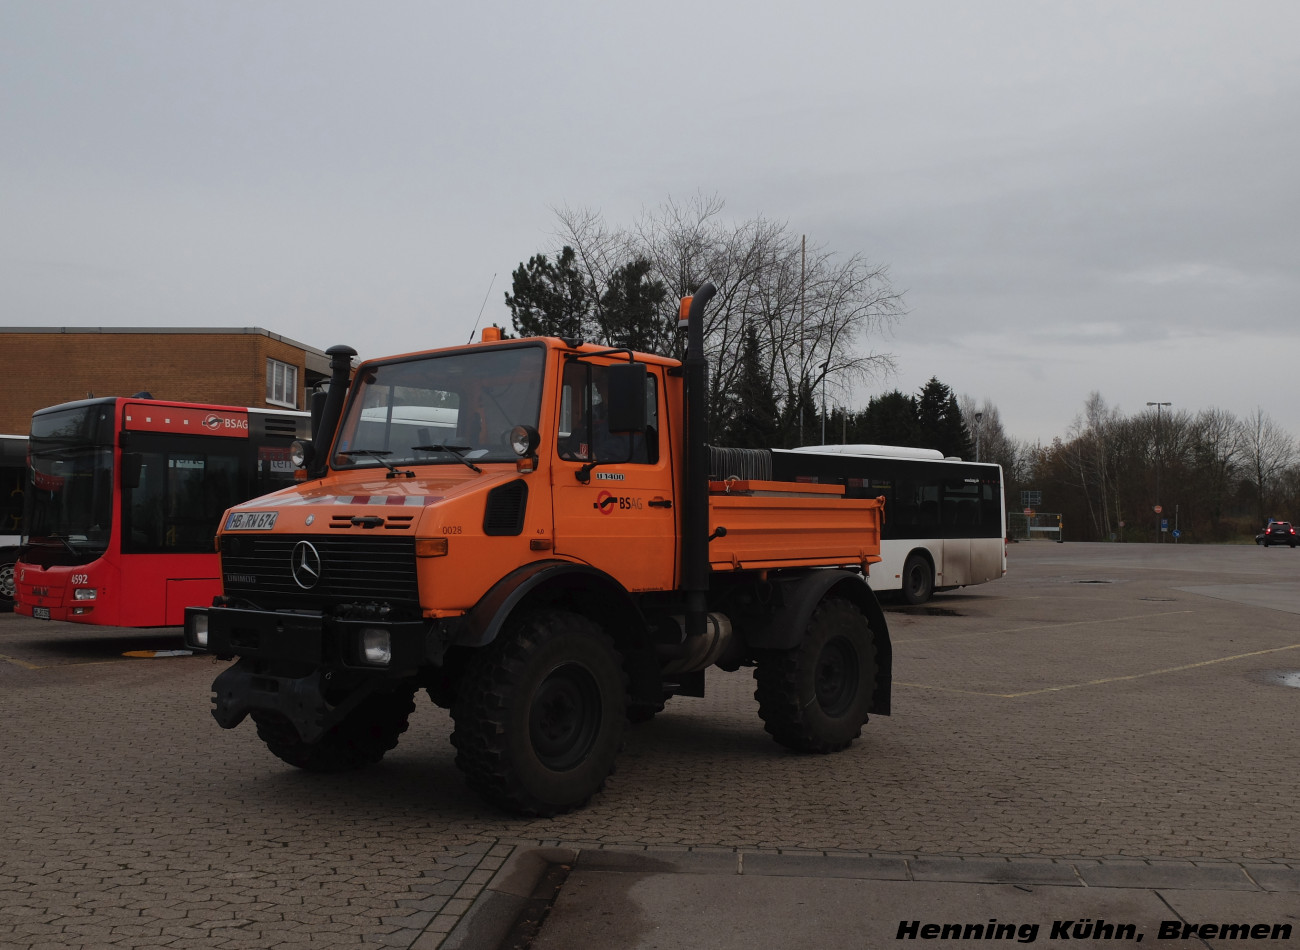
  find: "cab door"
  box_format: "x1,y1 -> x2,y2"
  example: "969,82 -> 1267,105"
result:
551,361 -> 677,592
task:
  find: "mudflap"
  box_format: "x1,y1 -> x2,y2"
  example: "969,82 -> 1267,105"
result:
210,660 -> 384,744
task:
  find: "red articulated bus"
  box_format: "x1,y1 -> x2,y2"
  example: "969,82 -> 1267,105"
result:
15,396 -> 310,627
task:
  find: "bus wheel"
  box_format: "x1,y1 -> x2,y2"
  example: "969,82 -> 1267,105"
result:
451,609 -> 626,816
754,597 -> 877,754
251,686 -> 417,772
0,552 -> 15,612
901,554 -> 934,605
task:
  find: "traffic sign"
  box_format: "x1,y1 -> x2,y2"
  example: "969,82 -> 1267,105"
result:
1154,505 -> 1163,514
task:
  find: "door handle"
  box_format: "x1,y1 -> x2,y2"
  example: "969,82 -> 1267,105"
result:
648,498 -> 673,509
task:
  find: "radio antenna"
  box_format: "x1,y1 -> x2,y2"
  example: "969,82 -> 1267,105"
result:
467,273 -> 497,343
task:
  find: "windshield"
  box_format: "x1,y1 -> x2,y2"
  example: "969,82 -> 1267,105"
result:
0,436 -> 27,541
333,344 -> 546,470
25,403 -> 116,560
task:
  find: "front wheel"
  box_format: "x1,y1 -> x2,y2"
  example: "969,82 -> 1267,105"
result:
901,553 -> 934,605
753,596 -> 879,753
0,552 -> 16,612
252,685 -> 417,772
451,609 -> 627,816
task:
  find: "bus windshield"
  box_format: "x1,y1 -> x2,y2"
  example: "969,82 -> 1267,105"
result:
333,344 -> 546,470
25,403 -> 116,562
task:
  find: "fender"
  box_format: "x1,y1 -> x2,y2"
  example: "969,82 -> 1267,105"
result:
746,569 -> 892,715
454,559 -> 662,708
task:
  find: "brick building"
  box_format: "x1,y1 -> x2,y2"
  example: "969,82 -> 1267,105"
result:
0,327 -> 331,434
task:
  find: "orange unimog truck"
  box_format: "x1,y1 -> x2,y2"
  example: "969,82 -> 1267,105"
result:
184,283 -> 892,815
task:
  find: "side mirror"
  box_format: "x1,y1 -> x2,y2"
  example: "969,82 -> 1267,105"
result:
605,363 -> 648,433
309,389 -> 329,441
122,453 -> 144,489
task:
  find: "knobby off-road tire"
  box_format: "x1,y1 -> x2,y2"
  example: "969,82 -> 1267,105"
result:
451,609 -> 627,817
252,685 -> 417,772
901,553 -> 934,605
753,596 -> 878,754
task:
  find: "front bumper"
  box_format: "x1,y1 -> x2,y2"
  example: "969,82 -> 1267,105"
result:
187,604 -> 463,744
183,604 -> 460,673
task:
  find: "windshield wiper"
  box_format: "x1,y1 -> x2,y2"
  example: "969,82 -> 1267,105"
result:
339,448 -> 415,479
30,535 -> 80,556
411,444 -> 483,473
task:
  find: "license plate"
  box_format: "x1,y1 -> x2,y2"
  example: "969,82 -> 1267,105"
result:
225,510 -> 279,530
33,606 -> 50,620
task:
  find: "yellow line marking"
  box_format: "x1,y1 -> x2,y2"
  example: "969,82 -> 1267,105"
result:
897,642 -> 1300,698
0,652 -> 41,670
0,654 -> 174,671
892,609 -> 1196,644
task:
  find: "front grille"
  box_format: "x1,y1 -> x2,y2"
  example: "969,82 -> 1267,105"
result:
220,535 -> 419,609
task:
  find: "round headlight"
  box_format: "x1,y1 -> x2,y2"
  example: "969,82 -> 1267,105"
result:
290,440 -> 311,469
510,425 -> 540,457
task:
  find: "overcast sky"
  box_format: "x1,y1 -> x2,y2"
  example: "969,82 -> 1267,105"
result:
3,1 -> 1297,446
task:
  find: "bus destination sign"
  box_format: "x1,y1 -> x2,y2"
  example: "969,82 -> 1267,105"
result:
123,403 -> 251,437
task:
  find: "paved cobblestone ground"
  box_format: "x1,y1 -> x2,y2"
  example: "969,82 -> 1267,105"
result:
2,543 -> 1297,947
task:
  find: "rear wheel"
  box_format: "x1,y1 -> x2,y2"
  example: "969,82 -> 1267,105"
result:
901,553 -> 933,605
754,597 -> 878,753
252,685 -> 417,772
451,609 -> 626,816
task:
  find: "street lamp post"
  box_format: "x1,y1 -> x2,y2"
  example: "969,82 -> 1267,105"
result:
1147,401 -> 1171,542
819,360 -> 829,445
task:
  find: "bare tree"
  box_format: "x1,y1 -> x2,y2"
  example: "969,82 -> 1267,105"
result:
958,395 -> 1017,466
1064,392 -> 1124,540
1239,407 -> 1297,524
1191,408 -> 1242,537
551,193 -> 906,442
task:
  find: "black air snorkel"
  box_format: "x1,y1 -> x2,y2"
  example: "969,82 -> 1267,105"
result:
307,344 -> 357,479
681,281 -> 716,642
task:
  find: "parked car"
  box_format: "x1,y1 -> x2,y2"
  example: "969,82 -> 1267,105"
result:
1259,521 -> 1297,547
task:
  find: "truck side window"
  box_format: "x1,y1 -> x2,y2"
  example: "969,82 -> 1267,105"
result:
558,363 -> 658,464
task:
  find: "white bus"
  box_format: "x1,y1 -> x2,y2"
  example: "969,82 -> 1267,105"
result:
771,444 -> 1006,604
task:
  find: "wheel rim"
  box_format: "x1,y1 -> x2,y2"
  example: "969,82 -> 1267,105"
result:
529,662 -> 602,771
0,564 -> 13,602
814,636 -> 859,718
906,563 -> 926,597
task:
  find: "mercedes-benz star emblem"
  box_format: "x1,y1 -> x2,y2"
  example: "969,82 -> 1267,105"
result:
291,540 -> 322,589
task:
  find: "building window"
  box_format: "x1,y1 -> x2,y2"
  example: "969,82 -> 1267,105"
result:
266,359 -> 298,408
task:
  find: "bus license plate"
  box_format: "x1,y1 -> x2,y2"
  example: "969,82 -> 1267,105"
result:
33,606 -> 50,620
225,510 -> 278,530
